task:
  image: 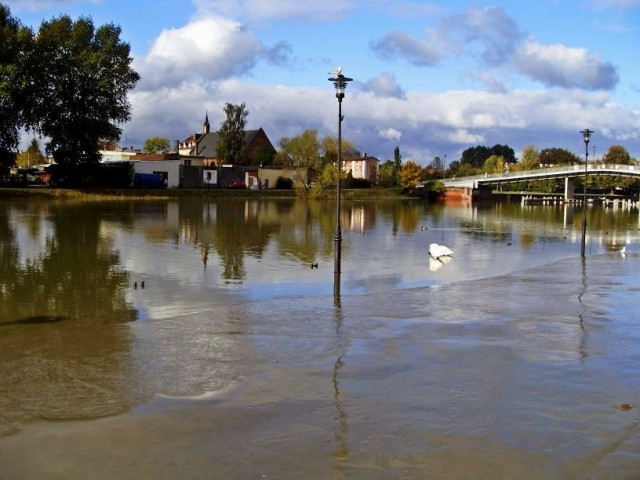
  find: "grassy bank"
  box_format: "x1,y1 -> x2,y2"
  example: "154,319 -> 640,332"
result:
0,187 -> 408,200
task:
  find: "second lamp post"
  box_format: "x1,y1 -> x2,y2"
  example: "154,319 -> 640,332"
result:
328,72 -> 353,298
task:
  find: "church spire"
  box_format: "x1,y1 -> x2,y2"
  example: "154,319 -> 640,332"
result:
203,112 -> 210,134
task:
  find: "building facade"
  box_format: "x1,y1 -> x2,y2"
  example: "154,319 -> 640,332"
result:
342,153 -> 379,183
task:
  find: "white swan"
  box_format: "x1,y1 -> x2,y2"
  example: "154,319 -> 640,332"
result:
429,255 -> 452,271
429,243 -> 453,259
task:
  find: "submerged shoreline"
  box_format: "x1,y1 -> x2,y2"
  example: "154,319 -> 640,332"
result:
0,186 -> 406,200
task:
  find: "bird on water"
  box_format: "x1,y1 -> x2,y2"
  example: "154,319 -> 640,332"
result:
429,243 -> 453,260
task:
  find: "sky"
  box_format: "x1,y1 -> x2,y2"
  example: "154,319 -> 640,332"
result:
6,0 -> 640,165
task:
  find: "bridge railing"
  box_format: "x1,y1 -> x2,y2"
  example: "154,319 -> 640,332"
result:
441,163 -> 639,188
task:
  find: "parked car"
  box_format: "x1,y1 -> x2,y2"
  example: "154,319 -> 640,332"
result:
133,173 -> 167,189
14,168 -> 47,185
228,181 -> 246,189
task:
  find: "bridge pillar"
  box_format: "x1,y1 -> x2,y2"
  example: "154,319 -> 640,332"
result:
564,177 -> 575,201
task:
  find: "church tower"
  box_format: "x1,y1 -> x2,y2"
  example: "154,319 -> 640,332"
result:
203,112 -> 210,134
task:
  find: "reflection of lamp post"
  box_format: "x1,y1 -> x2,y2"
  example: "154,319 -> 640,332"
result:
328,72 -> 353,298
580,129 -> 593,257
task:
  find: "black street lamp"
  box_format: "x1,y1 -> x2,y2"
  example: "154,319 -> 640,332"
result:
580,129 -> 594,257
328,71 -> 353,298
443,154 -> 447,179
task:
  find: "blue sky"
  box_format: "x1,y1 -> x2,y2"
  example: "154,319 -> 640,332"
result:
7,0 -> 640,165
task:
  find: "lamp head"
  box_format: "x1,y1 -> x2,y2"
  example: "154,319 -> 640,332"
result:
329,74 -> 353,99
580,129 -> 594,144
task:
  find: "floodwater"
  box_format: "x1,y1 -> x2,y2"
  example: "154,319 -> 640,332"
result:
0,197 -> 639,479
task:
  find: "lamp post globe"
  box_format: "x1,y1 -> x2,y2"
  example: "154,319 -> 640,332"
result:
328,72 -> 353,298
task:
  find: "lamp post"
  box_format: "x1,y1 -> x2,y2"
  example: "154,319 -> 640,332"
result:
580,129 -> 594,257
328,71 -> 353,298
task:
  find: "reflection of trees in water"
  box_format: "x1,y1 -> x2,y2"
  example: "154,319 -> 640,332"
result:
0,201 -> 140,435
275,200 -> 335,263
375,200 -> 424,235
179,199 -> 431,279
208,200 -> 278,281
0,202 -> 135,323
0,203 -> 21,321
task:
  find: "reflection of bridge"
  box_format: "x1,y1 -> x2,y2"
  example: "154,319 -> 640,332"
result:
440,164 -> 640,200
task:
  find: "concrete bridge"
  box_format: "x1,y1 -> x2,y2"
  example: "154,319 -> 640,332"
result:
439,164 -> 640,201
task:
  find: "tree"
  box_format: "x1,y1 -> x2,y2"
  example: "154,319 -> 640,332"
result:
276,129 -> 326,188
538,148 -> 580,166
483,154 -> 505,174
462,144 -> 516,169
520,145 -> 539,170
27,15 -> 139,183
276,129 -> 322,169
0,5 -> 31,172
143,137 -> 171,154
398,161 -> 423,189
603,145 -> 633,165
393,146 -> 402,186
461,145 -> 490,168
16,138 -> 45,167
275,130 -> 357,188
252,145 -> 276,166
489,144 -> 516,163
215,103 -> 248,165
456,162 -> 477,177
320,135 -> 355,166
447,160 -> 461,176
377,160 -> 396,187
429,155 -> 444,172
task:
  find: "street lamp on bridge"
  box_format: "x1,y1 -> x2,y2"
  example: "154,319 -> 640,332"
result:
580,129 -> 594,257
328,70 -> 353,298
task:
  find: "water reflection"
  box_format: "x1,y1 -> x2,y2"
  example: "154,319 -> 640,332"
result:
4,198 -> 640,316
332,300 -> 349,470
0,201 -> 141,434
578,258 -> 589,359
1,197 -> 640,477
0,201 -> 135,324
2,197 -> 640,439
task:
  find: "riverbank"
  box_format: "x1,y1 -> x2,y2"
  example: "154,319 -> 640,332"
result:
0,187 -> 408,200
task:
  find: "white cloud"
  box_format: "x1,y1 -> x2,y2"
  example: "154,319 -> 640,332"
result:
134,16 -> 263,90
467,71 -> 507,94
370,6 -> 620,92
111,5 -> 637,164
379,128 -> 402,141
362,73 -> 405,98
125,76 -> 640,165
438,6 -> 523,66
514,40 -> 619,90
370,30 -> 442,67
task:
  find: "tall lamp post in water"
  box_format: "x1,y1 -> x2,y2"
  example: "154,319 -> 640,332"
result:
580,129 -> 594,257
328,70 -> 353,298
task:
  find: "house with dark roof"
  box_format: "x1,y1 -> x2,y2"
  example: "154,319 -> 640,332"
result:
179,113 -> 275,166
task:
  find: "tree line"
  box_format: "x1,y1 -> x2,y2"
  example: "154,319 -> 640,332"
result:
391,143 -> 639,194
0,4 -> 139,183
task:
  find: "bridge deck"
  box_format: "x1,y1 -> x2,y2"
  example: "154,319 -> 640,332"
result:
441,164 -> 640,189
